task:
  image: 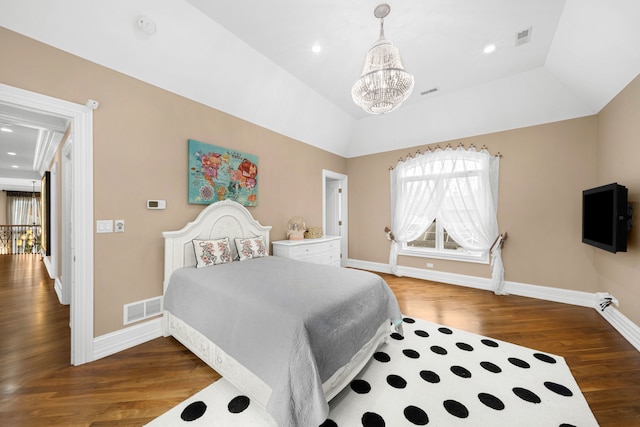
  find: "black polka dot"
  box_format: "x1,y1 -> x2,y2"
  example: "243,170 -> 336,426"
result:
420,370 -> 440,383
181,401 -> 207,421
534,353 -> 557,364
438,327 -> 453,335
403,349 -> 420,359
319,419 -> 338,427
443,399 -> 469,418
508,357 -> 531,369
351,379 -> 371,394
544,381 -> 573,397
478,392 -> 505,410
387,374 -> 407,389
480,361 -> 502,373
403,317 -> 416,324
513,387 -> 542,404
430,345 -> 447,355
362,411 -> 386,427
456,342 -> 474,351
227,395 -> 250,413
404,405 -> 429,425
374,351 -> 391,363
481,339 -> 499,347
559,424 -> 577,427
414,330 -> 429,338
391,332 -> 404,340
450,365 -> 472,378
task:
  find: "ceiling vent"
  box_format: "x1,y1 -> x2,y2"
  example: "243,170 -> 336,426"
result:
515,27 -> 532,46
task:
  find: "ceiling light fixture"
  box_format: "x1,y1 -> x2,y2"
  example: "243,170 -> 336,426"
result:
351,3 -> 414,115
312,43 -> 322,54
1,127 -> 13,132
483,44 -> 496,54
7,152 -> 17,156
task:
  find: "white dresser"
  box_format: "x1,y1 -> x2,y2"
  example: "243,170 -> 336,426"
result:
272,236 -> 341,266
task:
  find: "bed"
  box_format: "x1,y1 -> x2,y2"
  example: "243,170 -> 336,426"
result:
162,200 -> 402,426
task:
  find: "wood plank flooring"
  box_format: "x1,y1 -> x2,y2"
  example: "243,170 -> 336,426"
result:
1,255 -> 639,426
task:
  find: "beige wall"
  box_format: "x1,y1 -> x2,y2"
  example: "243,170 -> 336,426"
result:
2,26 -> 639,336
596,74 -> 640,325
1,28 -> 346,335
349,117 -> 601,293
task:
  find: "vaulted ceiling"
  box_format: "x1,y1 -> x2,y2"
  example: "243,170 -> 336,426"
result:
1,0 -> 639,175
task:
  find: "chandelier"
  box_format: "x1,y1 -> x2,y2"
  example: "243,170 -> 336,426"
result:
351,4 -> 415,115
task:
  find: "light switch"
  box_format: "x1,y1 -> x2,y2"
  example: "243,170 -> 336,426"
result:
115,219 -> 125,233
96,220 -> 113,233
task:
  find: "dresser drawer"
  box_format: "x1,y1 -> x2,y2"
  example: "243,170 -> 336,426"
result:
272,236 -> 341,266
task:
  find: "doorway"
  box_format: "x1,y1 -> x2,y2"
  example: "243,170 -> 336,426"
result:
0,83 -> 94,366
322,170 -> 348,266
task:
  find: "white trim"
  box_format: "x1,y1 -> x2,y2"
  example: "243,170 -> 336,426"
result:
598,306 -> 640,352
0,84 -> 94,365
54,276 -> 64,305
93,318 -> 163,361
346,258 -> 640,351
322,170 -> 348,265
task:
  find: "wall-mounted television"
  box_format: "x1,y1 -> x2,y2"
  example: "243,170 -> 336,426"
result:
582,183 -> 631,253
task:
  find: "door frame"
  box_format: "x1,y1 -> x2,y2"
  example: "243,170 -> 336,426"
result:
322,169 -> 348,265
0,83 -> 94,366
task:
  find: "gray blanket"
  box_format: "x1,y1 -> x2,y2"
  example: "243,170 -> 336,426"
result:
164,256 -> 402,426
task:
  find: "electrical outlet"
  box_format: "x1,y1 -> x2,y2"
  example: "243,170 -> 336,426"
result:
426,263 -> 434,268
114,219 -> 125,233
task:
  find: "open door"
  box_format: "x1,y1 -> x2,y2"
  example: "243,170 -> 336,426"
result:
322,170 -> 348,266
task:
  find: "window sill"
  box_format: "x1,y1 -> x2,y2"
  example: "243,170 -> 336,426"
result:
398,248 -> 489,265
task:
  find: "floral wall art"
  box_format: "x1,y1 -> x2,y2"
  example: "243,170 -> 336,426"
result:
188,139 -> 258,206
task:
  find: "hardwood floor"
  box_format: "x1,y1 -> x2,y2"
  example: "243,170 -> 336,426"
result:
1,255 -> 639,426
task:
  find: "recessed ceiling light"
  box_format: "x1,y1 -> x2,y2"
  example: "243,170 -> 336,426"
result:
7,152 -> 17,156
11,165 -> 19,168
312,43 -> 322,54
483,44 -> 496,54
1,127 -> 13,133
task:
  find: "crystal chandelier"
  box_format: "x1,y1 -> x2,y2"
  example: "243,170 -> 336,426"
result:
351,4 -> 415,115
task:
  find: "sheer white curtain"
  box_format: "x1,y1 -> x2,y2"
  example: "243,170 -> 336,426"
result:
7,195 -> 40,225
389,146 -> 506,294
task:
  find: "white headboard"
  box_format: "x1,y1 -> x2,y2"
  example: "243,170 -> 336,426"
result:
162,199 -> 272,292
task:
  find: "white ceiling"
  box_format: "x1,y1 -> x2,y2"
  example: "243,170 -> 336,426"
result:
1,0 -> 639,176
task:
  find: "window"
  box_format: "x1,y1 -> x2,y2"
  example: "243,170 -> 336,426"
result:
402,219 -> 488,263
389,146 -> 499,272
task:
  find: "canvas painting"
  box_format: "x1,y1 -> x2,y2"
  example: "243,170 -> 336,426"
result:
188,139 -> 258,206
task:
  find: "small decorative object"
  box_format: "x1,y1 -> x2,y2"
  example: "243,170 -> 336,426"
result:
188,139 -> 258,206
305,227 -> 323,239
287,216 -> 306,240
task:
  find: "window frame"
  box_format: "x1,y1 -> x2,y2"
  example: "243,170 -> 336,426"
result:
399,218 -> 490,264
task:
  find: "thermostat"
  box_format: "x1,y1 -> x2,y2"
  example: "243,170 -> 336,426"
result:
147,200 -> 166,210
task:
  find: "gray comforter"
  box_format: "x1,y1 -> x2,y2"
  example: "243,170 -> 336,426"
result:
164,255 -> 402,427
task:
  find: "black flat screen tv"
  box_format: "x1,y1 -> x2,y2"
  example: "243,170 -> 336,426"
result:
582,183 -> 630,253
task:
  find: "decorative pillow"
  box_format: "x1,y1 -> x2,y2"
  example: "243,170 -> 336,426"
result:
192,238 -> 232,268
234,236 -> 267,261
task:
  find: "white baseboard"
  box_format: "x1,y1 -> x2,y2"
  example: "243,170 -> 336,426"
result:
346,258 -> 640,351
93,317 -> 163,361
43,255 -> 54,278
54,277 -> 65,305
599,306 -> 640,352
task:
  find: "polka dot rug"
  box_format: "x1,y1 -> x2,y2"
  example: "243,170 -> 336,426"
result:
146,317 -> 598,426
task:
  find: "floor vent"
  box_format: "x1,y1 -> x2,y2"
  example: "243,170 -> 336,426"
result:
124,296 -> 163,325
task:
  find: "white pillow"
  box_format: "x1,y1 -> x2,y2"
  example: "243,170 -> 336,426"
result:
192,238 -> 233,268
234,236 -> 267,261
